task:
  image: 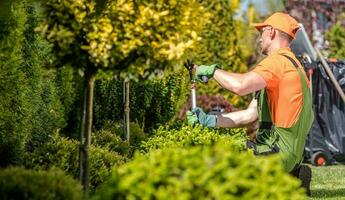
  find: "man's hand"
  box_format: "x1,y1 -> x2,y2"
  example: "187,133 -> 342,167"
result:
186,107 -> 217,128
195,64 -> 220,82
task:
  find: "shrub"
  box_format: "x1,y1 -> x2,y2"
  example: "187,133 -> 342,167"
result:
0,167 -> 81,200
25,133 -> 126,190
127,122 -> 148,149
140,125 -> 246,154
92,127 -> 130,156
326,22 -> 345,59
92,142 -> 306,200
92,121 -> 147,156
93,70 -> 189,133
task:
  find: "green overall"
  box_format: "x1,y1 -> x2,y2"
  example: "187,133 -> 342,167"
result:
255,55 -> 314,172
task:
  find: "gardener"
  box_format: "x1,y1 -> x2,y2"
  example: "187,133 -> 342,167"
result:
187,12 -> 314,195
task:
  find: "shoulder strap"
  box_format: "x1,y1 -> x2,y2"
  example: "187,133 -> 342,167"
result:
280,54 -> 309,86
280,54 -> 299,69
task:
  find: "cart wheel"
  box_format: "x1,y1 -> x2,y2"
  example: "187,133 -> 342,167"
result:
311,151 -> 327,166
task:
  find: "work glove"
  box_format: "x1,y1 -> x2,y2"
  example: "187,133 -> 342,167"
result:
195,64 -> 220,82
186,107 -> 217,128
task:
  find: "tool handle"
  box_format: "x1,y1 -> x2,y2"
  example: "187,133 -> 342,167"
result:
191,87 -> 197,109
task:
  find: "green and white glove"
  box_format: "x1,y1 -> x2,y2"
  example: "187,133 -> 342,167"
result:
186,107 -> 217,128
195,64 -> 220,82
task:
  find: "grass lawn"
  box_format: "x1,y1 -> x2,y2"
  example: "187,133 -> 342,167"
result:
308,165 -> 345,200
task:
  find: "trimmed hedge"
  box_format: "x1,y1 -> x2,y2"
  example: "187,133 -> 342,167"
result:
0,167 -> 81,200
93,70 -> 189,133
25,133 -> 126,190
140,125 -> 246,153
92,142 -> 306,200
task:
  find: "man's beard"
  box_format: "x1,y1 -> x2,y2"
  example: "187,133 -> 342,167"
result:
260,43 -> 268,55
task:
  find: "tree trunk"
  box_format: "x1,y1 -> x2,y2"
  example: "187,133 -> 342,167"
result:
125,78 -> 130,143
79,67 -> 96,199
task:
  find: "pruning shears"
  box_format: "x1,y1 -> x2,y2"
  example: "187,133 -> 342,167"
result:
184,59 -> 208,109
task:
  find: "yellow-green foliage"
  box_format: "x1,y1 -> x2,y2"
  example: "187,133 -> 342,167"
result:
88,0 -> 209,67
186,0 -> 255,108
92,142 -> 306,200
37,0 -> 210,74
140,125 -> 246,153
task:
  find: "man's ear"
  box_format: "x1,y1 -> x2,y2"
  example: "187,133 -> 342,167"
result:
270,29 -> 276,40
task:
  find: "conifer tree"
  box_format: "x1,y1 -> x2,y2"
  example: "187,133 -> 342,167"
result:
0,1 -> 31,167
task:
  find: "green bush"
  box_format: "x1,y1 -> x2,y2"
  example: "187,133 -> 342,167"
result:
0,167 -> 81,200
92,122 -> 147,158
326,22 -> 345,59
140,125 -> 246,153
92,142 -> 305,200
25,133 -> 126,190
92,126 -> 131,156
93,70 -> 189,133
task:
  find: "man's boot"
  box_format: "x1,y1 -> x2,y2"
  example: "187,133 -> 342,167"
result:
290,165 -> 312,196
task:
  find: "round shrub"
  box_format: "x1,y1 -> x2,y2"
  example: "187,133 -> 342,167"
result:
25,133 -> 127,190
92,122 -> 147,157
92,128 -> 130,156
0,167 -> 81,200
92,142 -> 306,200
140,125 -> 246,153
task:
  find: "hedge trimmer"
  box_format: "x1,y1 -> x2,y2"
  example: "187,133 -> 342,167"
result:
184,60 -> 208,109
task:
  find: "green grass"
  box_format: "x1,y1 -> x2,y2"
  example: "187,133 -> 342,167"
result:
308,165 -> 345,200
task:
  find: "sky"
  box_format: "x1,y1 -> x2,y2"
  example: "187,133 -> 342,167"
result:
239,0 -> 285,17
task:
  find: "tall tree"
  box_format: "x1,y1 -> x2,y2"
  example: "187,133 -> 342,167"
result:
37,0 -> 211,195
0,0 -> 31,167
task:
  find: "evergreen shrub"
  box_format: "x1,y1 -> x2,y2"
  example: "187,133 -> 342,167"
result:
92,142 -> 306,200
92,127 -> 130,156
0,167 -> 81,200
25,133 -> 126,190
140,125 -> 246,154
91,122 -> 147,157
93,70 -> 189,133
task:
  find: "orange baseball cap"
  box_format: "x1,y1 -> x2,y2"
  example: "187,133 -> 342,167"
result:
252,12 -> 300,38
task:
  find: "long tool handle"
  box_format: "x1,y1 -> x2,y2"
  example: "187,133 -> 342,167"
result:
191,83 -> 197,109
316,48 -> 345,103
